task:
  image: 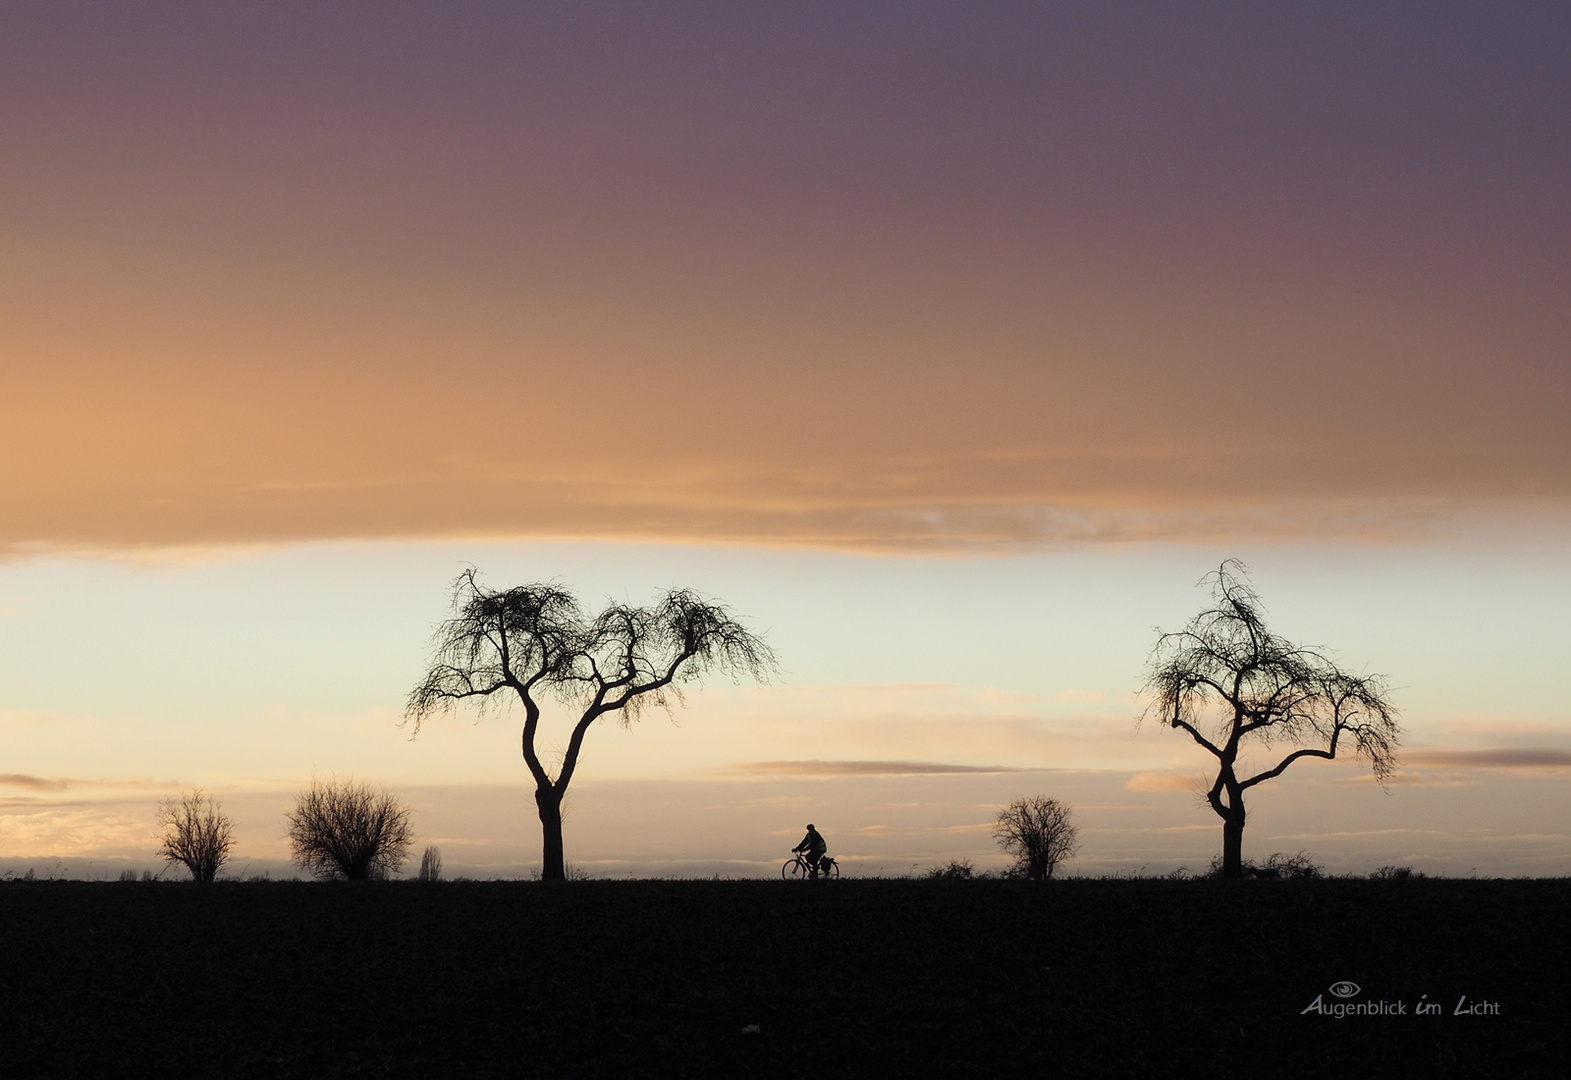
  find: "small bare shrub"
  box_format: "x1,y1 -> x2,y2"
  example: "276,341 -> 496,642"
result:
1372,865 -> 1423,880
286,778 -> 413,881
993,796 -> 1080,880
1208,851 -> 1323,880
1264,852 -> 1322,879
156,789 -> 235,882
118,868 -> 139,882
925,859 -> 979,880
417,845 -> 443,882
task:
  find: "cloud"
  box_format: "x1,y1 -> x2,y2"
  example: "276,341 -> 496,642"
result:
734,760 -> 1029,777
1125,771 -> 1204,793
1402,748 -> 1571,769
0,774 -> 182,793
0,774 -> 74,792
850,822 -> 993,837
1338,770 -> 1475,788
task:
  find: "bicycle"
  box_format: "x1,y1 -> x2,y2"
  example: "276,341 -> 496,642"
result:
782,852 -> 839,880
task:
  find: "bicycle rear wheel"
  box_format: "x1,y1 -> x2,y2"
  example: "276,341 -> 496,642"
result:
823,858 -> 840,879
782,858 -> 807,880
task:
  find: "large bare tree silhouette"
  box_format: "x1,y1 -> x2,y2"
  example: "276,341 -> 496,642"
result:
406,570 -> 774,881
1142,561 -> 1399,878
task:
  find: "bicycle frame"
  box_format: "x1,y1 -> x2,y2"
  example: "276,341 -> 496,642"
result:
783,852 -> 839,880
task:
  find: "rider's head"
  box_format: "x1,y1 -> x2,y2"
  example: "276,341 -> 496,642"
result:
806,824 -> 815,830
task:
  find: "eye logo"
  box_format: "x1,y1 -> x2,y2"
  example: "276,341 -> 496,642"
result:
1329,981 -> 1361,999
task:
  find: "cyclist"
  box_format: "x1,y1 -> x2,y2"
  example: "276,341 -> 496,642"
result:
792,823 -> 829,878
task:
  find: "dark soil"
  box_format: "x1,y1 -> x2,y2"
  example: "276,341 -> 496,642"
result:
1,878 -> 1563,1078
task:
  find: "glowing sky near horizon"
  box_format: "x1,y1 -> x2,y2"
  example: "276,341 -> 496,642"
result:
1,3 -> 1568,876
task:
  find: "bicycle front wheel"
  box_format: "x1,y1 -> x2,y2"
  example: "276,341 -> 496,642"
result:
782,858 -> 807,881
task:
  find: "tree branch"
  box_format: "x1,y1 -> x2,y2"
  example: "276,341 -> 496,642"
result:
1238,727 -> 1342,790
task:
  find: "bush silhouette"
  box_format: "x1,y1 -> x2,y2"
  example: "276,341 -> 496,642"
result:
155,789 -> 234,882
925,859 -> 980,880
993,796 -> 1079,880
1205,851 -> 1323,880
286,778 -> 413,880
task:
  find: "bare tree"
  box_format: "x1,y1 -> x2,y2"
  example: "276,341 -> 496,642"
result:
993,796 -> 1080,879
417,845 -> 443,882
406,570 -> 775,881
155,789 -> 234,882
1142,561 -> 1399,879
286,778 -> 413,880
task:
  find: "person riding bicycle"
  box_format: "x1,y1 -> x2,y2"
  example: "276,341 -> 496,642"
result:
793,824 -> 829,878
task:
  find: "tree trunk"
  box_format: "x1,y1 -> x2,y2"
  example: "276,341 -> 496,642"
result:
536,786 -> 566,881
1220,795 -> 1246,879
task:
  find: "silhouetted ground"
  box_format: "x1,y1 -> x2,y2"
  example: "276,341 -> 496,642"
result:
0,878 -> 1563,1078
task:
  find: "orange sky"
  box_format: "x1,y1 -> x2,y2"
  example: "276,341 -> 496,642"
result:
3,3 -> 1568,554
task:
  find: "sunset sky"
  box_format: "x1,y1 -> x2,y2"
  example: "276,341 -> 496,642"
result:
3,3 -> 1568,878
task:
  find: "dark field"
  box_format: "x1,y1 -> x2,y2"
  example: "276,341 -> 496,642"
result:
2,878 -> 1564,1078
